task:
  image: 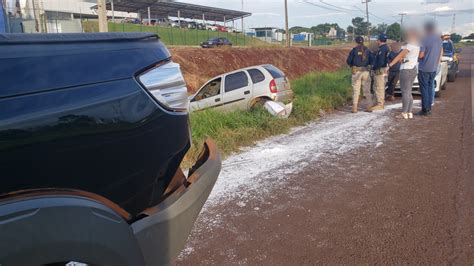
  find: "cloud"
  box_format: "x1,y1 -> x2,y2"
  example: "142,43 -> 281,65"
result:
434,6 -> 453,12
423,0 -> 451,4
456,22 -> 474,35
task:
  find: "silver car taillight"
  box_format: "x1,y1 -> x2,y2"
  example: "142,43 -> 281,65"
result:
138,61 -> 189,112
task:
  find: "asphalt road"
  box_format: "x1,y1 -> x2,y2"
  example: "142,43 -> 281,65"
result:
177,46 -> 473,265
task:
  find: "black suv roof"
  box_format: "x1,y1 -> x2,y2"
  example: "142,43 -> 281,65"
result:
0,32 -> 158,45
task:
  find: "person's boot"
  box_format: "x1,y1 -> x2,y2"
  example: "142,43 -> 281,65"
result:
385,95 -> 395,101
415,110 -> 427,116
370,104 -> 384,111
352,105 -> 358,113
365,105 -> 373,112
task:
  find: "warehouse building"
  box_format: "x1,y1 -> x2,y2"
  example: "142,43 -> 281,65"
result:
1,0 -> 251,33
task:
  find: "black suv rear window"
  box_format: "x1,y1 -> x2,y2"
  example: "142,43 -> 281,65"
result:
247,69 -> 266,84
263,65 -> 285,78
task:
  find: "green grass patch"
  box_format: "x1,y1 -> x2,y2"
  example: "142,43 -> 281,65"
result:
82,21 -> 267,47
186,69 -> 351,164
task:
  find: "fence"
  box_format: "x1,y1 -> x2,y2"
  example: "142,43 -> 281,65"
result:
83,21 -> 262,47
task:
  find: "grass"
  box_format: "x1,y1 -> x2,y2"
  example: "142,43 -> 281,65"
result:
456,42 -> 474,47
82,21 -> 267,46
185,69 -> 352,165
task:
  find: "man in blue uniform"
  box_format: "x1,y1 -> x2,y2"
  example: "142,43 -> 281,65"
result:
370,34 -> 390,111
386,42 -> 402,101
347,36 -> 374,113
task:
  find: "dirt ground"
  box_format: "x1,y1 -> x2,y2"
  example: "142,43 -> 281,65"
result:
169,47 -> 349,92
176,47 -> 473,264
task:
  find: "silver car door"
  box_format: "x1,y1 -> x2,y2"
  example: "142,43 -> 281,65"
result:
222,71 -> 252,111
190,77 -> 223,111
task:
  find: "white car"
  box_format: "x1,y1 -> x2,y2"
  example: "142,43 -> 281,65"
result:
206,24 -> 218,31
394,61 -> 448,97
189,65 -> 294,112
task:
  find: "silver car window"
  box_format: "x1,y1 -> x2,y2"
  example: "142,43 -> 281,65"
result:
225,71 -> 249,92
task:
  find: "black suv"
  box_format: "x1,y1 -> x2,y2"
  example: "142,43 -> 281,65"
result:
200,37 -> 232,48
0,33 -> 221,265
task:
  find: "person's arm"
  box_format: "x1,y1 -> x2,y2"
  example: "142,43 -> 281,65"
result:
419,41 -> 426,60
418,51 -> 425,60
438,47 -> 444,64
346,49 -> 354,67
388,49 -> 409,68
383,46 -> 390,67
368,50 -> 375,67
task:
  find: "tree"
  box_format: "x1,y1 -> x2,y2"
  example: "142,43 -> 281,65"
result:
372,23 -> 388,36
351,17 -> 371,36
386,23 -> 401,41
346,25 -> 355,41
450,33 -> 462,43
289,26 -> 311,34
310,23 -> 345,38
347,25 -> 354,34
464,33 -> 474,39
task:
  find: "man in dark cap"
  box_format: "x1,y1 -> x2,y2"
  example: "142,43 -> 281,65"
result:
346,36 -> 374,113
370,33 -> 390,111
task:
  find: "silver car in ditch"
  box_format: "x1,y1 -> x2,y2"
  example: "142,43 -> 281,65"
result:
189,64 -> 294,112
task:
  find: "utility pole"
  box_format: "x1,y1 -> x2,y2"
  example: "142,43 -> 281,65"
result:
111,0 -> 115,23
284,0 -> 290,48
97,0 -> 108,32
241,0 -> 244,35
399,12 -> 406,41
362,0 -> 371,39
32,0 -> 39,32
451,13 -> 456,34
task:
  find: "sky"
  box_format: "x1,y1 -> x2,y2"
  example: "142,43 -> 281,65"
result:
190,0 -> 474,35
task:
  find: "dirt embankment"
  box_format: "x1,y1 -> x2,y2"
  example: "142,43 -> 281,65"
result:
169,47 -> 350,92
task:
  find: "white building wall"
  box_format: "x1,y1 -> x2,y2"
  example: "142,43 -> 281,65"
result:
5,0 -> 134,19
41,0 -> 133,18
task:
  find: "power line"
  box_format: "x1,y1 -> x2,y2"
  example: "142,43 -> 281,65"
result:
318,0 -> 355,12
301,0 -> 349,13
352,4 -> 396,24
301,0 -> 362,17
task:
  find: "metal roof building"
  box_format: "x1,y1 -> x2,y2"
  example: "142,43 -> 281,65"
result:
97,1 -> 251,23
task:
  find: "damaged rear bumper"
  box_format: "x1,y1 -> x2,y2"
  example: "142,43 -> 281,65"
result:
132,139 -> 222,265
0,139 -> 221,266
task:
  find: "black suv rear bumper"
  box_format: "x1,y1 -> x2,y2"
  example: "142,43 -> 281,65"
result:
0,140 -> 221,266
132,139 -> 221,265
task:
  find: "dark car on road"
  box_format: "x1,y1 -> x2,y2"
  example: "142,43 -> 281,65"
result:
442,40 -> 461,82
200,37 -> 232,48
0,33 -> 221,266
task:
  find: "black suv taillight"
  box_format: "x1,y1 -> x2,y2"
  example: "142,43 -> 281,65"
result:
138,62 -> 189,112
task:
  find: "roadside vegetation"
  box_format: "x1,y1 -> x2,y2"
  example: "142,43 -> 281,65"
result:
82,21 -> 266,46
186,69 -> 351,164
